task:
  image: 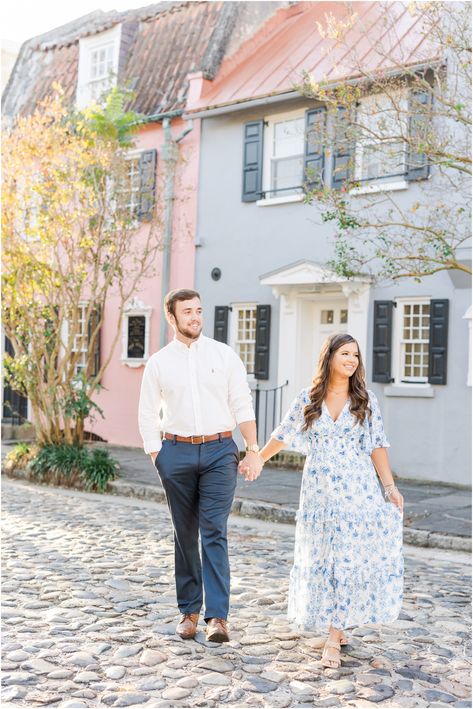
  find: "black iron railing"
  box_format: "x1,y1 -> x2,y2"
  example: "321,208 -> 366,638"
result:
251,380 -> 289,447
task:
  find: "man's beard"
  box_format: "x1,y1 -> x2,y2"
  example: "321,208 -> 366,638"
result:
176,321 -> 202,340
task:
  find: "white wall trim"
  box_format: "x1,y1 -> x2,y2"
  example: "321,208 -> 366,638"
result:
384,384 -> 435,398
256,194 -> 304,207
121,297 -> 152,368
349,180 -> 409,196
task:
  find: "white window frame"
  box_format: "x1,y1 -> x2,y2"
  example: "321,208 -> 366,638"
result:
258,108 -> 306,205
76,24 -> 122,109
352,90 -> 409,194
118,149 -> 142,223
69,303 -> 89,377
392,297 -> 431,386
121,297 -> 152,368
229,303 -> 258,380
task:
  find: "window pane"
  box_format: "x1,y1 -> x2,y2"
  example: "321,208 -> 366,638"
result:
362,141 -> 405,180
127,316 -> 146,359
321,310 -> 334,324
236,306 -> 257,374
340,309 -> 348,324
90,43 -> 114,81
401,302 -> 430,381
273,118 -> 304,158
270,156 -> 303,195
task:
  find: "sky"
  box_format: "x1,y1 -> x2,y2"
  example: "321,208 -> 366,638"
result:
2,0 -> 161,45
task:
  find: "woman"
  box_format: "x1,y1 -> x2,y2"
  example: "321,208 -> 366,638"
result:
257,333 -> 404,668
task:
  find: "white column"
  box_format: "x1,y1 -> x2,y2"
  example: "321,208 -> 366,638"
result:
273,287 -> 298,411
343,282 -> 371,357
463,306 -> 472,387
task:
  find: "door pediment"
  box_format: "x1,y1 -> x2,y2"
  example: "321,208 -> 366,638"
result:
260,260 -> 371,297
260,260 -> 345,287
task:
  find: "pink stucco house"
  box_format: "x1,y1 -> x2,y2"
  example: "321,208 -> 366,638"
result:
2,1 -> 283,446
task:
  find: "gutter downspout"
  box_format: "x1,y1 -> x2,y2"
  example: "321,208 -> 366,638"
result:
159,117 -> 194,348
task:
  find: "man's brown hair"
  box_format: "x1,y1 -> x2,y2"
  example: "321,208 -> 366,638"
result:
164,289 -> 201,318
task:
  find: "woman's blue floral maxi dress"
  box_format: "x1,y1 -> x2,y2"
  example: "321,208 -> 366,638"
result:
272,389 -> 403,632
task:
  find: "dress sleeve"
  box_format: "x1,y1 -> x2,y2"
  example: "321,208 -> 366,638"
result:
271,388 -> 310,456
367,390 -> 390,453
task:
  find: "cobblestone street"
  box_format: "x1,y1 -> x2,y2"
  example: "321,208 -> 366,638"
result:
2,479 -> 471,708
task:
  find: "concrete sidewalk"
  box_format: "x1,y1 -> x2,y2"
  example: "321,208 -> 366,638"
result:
104,444 -> 471,552
2,441 -> 471,551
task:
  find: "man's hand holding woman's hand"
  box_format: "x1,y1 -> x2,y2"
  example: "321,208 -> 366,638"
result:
238,452 -> 264,482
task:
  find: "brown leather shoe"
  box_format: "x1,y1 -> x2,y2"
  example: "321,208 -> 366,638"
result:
205,617 -> 229,643
176,612 -> 199,639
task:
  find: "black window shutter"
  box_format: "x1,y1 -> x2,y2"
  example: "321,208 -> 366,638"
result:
406,89 -> 431,181
242,120 -> 264,202
304,107 -> 326,191
138,149 -> 157,221
88,305 -> 101,378
428,299 -> 449,384
255,305 -> 271,380
372,301 -> 394,383
214,306 -> 229,343
331,106 -> 353,190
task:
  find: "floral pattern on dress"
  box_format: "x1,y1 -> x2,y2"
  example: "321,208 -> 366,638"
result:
271,388 -> 403,632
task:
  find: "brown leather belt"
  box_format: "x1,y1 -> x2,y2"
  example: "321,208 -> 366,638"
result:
163,431 -> 233,445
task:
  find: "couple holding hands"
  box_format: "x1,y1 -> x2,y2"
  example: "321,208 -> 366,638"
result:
138,289 -> 403,668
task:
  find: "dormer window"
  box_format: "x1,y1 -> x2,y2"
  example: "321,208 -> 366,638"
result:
76,24 -> 121,109
90,44 -> 114,82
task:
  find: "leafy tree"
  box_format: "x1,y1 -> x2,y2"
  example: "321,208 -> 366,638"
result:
298,1 -> 471,281
2,88 -> 163,444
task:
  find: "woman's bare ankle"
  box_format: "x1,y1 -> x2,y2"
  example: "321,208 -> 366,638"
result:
328,626 -> 344,642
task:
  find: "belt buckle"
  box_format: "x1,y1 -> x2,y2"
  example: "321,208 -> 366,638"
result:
191,435 -> 205,445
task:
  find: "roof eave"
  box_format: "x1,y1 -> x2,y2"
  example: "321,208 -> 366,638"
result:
185,56 -> 445,119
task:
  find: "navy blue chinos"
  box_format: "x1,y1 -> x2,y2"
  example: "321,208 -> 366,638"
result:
154,435 -> 239,621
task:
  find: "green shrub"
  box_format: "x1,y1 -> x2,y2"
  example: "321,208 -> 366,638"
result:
80,447 -> 120,492
27,444 -> 119,492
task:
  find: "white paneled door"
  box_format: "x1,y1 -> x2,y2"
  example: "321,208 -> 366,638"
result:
296,298 -> 348,393
314,300 -> 349,358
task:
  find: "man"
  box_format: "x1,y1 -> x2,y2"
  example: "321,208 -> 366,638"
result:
138,288 -> 263,642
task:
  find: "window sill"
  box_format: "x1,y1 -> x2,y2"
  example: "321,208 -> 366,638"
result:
256,194 -> 304,207
384,384 -> 435,398
350,180 -> 409,196
122,358 -> 147,369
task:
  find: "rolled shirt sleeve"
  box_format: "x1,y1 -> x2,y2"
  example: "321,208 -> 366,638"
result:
138,356 -> 164,454
227,350 -> 256,424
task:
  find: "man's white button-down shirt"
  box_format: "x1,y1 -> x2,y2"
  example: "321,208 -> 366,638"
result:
138,335 -> 256,454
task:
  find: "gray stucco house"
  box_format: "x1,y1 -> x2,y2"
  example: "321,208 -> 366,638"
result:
186,1 -> 471,485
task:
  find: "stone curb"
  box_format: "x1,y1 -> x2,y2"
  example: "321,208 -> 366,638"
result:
3,470 -> 471,553
108,479 -> 472,553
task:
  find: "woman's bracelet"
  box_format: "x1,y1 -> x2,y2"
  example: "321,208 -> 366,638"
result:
384,483 -> 397,499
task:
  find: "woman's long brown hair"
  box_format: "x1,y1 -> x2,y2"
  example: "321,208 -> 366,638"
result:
302,333 -> 371,430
